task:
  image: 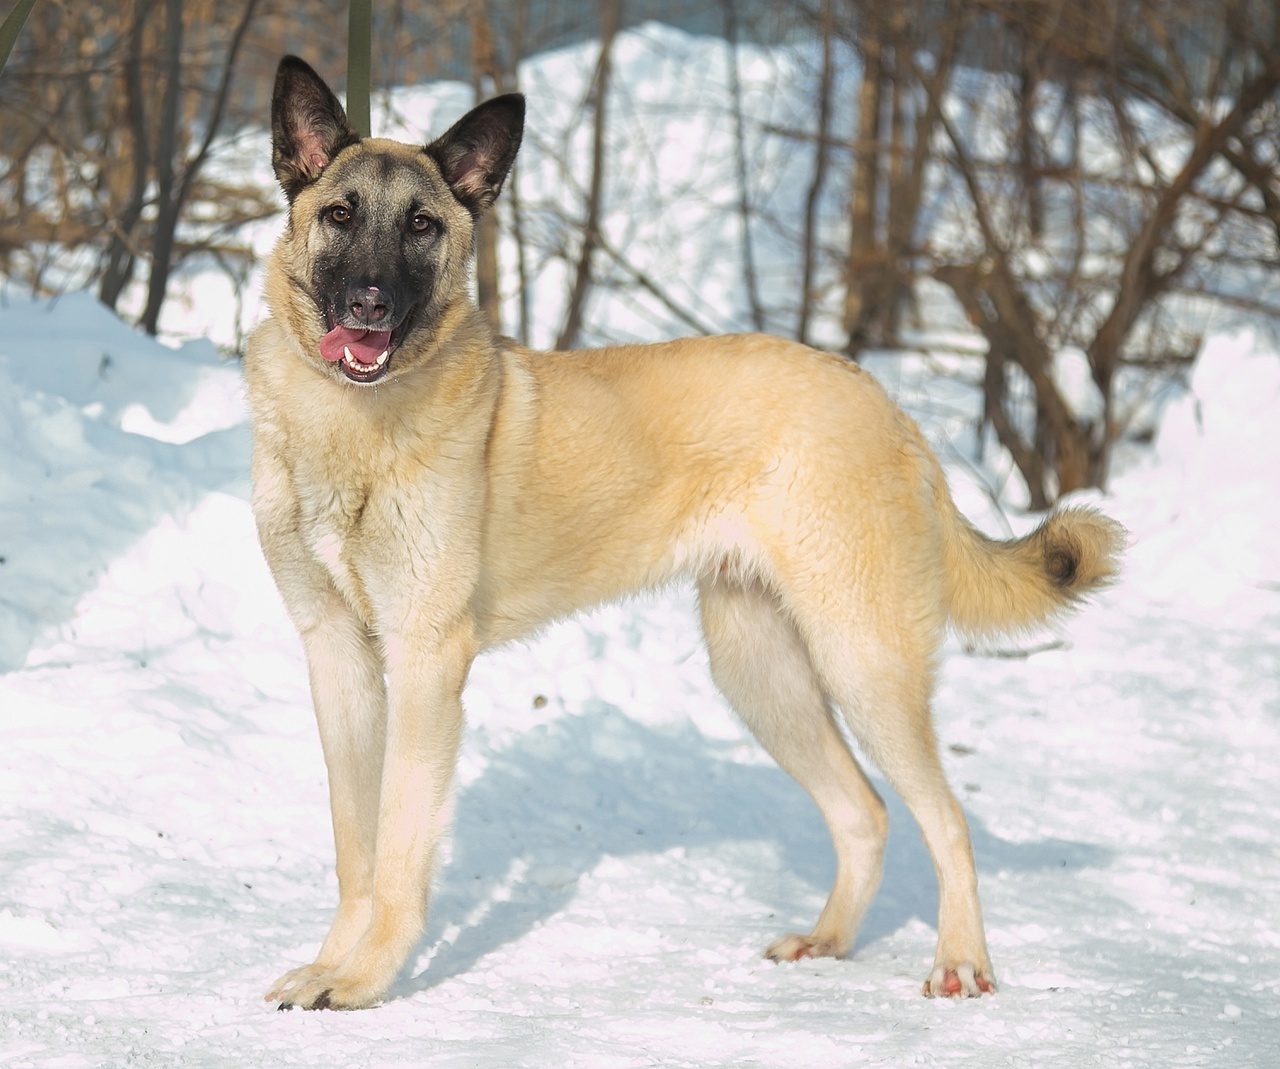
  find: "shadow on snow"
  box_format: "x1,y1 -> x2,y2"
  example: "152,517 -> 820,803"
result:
396,702 -> 1108,998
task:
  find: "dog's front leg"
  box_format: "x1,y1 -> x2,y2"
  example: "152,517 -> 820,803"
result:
278,615 -> 476,1010
262,587 -> 389,1007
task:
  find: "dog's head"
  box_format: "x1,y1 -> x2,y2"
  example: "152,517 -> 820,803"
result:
268,56 -> 524,384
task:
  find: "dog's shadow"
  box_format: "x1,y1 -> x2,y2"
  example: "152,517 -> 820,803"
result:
394,703 -> 1108,997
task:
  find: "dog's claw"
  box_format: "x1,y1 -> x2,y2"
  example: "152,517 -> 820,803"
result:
922,963 -> 996,998
763,933 -> 846,963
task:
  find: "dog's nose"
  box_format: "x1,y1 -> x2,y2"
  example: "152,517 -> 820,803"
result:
346,285 -> 393,326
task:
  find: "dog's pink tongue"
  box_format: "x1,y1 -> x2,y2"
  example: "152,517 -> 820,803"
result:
318,325 -> 391,365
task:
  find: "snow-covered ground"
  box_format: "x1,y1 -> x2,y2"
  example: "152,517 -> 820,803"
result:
2,289 -> 1278,1068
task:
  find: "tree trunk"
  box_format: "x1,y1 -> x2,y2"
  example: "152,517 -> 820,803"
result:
936,259 -> 1094,508
555,0 -> 621,351
137,0 -> 259,335
506,0 -> 531,345
843,32 -> 883,356
797,0 -> 834,346
470,0 -> 502,336
138,0 -> 183,335
723,0 -> 764,332
98,0 -> 154,312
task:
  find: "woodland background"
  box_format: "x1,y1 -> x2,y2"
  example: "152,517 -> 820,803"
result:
2,0 -> 1278,507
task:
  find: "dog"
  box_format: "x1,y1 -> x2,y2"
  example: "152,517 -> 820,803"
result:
244,55 -> 1124,1011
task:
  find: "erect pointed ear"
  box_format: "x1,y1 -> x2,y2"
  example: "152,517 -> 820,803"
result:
425,93 -> 525,216
271,55 -> 361,202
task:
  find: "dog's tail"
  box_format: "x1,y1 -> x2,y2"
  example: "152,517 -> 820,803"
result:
937,485 -> 1125,640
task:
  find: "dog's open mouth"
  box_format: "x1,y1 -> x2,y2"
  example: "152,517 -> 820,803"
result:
318,311 -> 413,383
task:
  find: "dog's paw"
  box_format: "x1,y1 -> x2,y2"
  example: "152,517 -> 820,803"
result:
763,933 -> 848,963
921,962 -> 996,998
264,963 -> 328,1006
271,968 -> 385,1011
266,961 -> 384,1011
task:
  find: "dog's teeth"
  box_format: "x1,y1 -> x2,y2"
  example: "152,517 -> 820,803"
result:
339,344 -> 383,375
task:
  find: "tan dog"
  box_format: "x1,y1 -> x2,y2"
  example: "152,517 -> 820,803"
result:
245,56 -> 1123,1011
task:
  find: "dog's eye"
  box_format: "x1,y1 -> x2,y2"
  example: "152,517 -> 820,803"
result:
410,213 -> 435,234
328,205 -> 351,225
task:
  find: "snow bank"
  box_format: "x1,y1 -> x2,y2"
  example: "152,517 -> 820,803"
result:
0,293 -> 249,672
1111,331 -> 1280,615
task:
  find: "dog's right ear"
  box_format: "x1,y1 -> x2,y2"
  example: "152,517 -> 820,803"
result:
271,56 -> 361,202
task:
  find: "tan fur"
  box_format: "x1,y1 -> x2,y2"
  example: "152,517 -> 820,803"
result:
940,503 -> 1125,639
246,119 -> 1122,1011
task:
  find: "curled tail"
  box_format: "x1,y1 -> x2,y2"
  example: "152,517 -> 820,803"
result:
940,499 -> 1126,640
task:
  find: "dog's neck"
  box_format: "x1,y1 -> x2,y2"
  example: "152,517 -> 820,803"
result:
428,292 -> 495,355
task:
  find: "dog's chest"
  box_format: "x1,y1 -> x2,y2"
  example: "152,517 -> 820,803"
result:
290,451 -> 455,628
295,474 -> 374,609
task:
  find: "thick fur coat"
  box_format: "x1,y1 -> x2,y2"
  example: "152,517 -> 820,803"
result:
244,56 -> 1124,1010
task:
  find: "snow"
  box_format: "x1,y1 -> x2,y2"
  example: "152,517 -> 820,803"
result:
4,26 -> 1280,1069
4,289 -> 1279,1069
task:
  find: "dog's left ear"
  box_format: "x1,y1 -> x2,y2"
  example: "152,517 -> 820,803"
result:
426,94 -> 525,216
271,55 -> 362,201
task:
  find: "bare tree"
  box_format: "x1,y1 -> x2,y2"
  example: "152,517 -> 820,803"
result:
98,0 -> 157,311
723,0 -> 765,332
141,0 -> 262,334
797,0 -> 835,346
469,0 -> 505,336
556,0 -> 622,352
748,0 -> 1280,504
503,0 -> 533,345
3,0 -> 1276,436
1,0 -> 272,335
926,0 -> 1280,503
839,0 -> 963,357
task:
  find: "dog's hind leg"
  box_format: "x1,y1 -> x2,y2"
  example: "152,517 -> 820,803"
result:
698,575 -> 888,962
797,609 -> 995,998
